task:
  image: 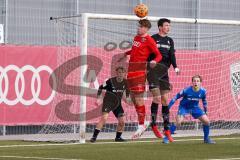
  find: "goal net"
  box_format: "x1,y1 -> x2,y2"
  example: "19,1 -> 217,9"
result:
28,13 -> 240,143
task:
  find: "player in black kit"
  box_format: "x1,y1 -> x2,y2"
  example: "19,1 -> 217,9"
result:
90,67 -> 130,142
147,18 -> 180,142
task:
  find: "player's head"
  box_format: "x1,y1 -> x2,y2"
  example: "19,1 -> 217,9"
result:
137,19 -> 152,35
115,66 -> 126,81
158,18 -> 171,34
192,75 -> 202,91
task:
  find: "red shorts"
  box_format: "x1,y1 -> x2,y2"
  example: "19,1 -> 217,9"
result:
127,71 -> 146,93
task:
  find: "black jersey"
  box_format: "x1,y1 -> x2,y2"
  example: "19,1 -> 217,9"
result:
148,34 -> 177,69
97,77 -> 129,100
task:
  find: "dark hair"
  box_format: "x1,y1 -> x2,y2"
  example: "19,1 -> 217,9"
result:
115,66 -> 126,72
139,19 -> 152,29
157,18 -> 171,27
192,75 -> 202,82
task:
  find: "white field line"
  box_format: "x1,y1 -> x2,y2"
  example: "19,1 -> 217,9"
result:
90,137 -> 240,145
0,137 -> 239,148
207,158 -> 240,160
0,155 -> 84,160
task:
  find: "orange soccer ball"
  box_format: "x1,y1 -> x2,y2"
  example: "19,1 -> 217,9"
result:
134,3 -> 148,18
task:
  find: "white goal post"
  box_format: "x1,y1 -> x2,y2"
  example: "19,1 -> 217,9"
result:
79,13 -> 240,143
47,13 -> 240,144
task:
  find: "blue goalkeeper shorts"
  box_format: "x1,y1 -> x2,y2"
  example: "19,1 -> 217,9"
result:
178,106 -> 205,119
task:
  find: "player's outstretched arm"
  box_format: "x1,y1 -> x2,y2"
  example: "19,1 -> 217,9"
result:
96,85 -> 104,106
148,38 -> 162,68
148,38 -> 162,63
168,90 -> 184,109
97,84 -> 104,98
96,80 -> 109,106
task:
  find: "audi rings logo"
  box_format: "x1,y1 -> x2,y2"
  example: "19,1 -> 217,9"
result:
0,65 -> 56,106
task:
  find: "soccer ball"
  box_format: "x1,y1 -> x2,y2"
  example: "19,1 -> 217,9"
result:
134,4 -> 148,18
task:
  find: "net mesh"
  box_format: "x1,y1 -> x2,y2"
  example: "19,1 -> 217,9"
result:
29,15 -> 240,142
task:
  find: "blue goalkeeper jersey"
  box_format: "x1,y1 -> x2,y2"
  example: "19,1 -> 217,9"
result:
169,86 -> 207,109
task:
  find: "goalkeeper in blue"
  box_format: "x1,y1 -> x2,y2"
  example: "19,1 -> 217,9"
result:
168,75 -> 215,144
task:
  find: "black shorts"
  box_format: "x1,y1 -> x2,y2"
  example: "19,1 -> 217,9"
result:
102,96 -> 124,118
147,63 -> 171,91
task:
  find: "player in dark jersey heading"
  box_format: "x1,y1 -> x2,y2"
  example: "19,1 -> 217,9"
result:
90,67 -> 130,143
147,18 -> 180,142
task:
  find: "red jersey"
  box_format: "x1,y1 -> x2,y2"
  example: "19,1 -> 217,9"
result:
126,35 -> 162,63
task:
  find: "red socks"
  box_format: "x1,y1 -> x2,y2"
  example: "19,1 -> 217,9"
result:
135,105 -> 146,125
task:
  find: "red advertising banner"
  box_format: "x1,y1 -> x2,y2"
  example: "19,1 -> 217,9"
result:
0,45 -> 57,125
0,45 -> 240,125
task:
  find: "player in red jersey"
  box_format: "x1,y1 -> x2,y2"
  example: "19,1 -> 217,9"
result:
118,19 -> 162,139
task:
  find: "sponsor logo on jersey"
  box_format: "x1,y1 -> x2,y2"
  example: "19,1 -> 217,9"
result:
113,89 -> 124,93
187,97 -> 200,101
157,44 -> 170,49
132,41 -> 141,47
